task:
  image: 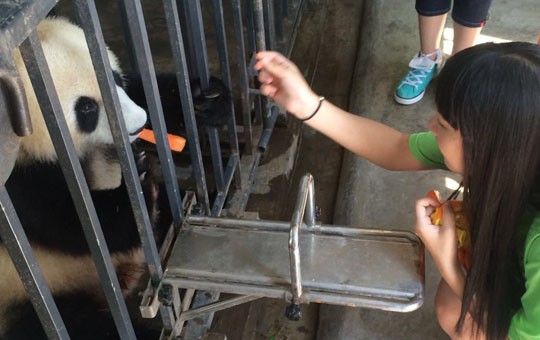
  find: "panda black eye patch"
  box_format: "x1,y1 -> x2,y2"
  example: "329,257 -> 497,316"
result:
74,96 -> 100,133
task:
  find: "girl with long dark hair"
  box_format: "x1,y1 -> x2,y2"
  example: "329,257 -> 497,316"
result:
255,42 -> 540,339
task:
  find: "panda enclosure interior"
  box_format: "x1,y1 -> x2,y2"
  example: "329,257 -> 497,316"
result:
0,0 -> 311,338
53,0 -> 300,198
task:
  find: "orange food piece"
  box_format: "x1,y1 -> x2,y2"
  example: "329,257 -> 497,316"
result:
428,190 -> 443,225
426,189 -> 472,270
139,128 -> 186,153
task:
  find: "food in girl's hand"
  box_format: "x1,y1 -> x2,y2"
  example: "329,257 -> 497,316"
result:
427,190 -> 472,270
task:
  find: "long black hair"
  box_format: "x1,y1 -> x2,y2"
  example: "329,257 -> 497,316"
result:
436,42 -> 540,339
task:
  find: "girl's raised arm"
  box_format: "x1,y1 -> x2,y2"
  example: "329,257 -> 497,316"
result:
255,51 -> 429,171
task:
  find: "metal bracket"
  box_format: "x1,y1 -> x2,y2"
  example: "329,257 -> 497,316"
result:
0,57 -> 31,185
0,58 -> 33,137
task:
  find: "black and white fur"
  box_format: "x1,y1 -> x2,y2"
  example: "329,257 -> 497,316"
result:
2,17 -> 161,339
126,72 -> 232,138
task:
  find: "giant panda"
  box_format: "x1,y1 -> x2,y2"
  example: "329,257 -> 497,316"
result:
2,17 -> 165,339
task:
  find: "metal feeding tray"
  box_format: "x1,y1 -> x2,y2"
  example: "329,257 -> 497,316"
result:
160,174 -> 424,317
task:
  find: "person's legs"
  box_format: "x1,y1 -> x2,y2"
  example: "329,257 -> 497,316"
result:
394,0 -> 448,105
435,279 -> 486,340
451,0 -> 492,54
451,23 -> 483,54
419,14 -> 447,57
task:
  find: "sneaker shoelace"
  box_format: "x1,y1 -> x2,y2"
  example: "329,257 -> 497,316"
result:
401,50 -> 442,89
401,69 -> 429,89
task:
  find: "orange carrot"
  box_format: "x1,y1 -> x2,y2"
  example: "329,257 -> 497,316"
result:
139,128 -> 186,153
427,190 -> 444,226
426,189 -> 472,270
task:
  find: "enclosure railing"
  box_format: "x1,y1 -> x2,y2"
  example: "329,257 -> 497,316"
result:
0,0 -> 300,339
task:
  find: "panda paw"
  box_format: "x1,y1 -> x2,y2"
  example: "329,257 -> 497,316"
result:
134,149 -> 160,225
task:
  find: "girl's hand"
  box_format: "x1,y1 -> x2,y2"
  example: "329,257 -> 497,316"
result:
414,197 -> 460,276
254,51 -> 321,120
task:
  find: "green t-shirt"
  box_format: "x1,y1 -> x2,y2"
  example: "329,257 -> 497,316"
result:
408,132 -> 540,339
408,132 -> 447,170
508,203 -> 540,340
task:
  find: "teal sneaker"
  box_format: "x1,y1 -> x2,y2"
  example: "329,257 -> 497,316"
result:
394,50 -> 444,105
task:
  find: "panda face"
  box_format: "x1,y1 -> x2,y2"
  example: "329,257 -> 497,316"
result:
14,17 -> 147,164
75,83 -> 147,147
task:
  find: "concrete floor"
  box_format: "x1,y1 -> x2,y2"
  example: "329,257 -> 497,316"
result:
212,0 -> 539,339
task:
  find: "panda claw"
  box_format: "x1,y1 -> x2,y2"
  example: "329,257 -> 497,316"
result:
136,153 -> 148,171
139,171 -> 147,181
204,90 -> 220,99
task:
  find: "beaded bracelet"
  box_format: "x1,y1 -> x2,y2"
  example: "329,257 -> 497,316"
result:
299,96 -> 325,121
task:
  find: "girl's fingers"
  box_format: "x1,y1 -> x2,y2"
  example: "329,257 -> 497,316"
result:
254,51 -> 296,77
255,51 -> 289,68
414,197 -> 441,235
441,202 -> 456,228
415,197 -> 440,218
259,84 -> 277,98
257,70 -> 273,84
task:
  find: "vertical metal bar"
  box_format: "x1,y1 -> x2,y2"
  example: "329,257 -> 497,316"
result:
210,0 -> 242,189
289,174 -> 314,301
118,7 -> 139,75
252,0 -> 266,51
244,0 -> 257,54
0,187 -> 69,340
258,104 -> 279,151
207,126 -> 225,200
211,154 -> 239,217
181,0 -> 228,205
72,0 -> 163,284
232,0 -> 253,153
305,175 -> 316,229
176,0 -> 198,78
181,0 -> 210,89
162,0 -> 211,214
251,0 -> 265,124
285,0 -> 305,57
263,0 -> 277,51
117,0 -> 184,225
289,205 -> 303,301
274,0 -> 284,41
19,31 -> 136,339
117,0 -> 182,333
207,127 -> 225,192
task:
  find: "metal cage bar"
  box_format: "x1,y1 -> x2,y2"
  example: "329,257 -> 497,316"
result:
19,29 -> 136,339
264,0 -> 277,51
117,0 -> 184,227
72,0 -> 163,283
162,0 -> 211,215
232,0 -> 254,153
178,0 -> 236,214
0,0 -> 304,338
181,0 -> 210,89
210,0 -> 242,191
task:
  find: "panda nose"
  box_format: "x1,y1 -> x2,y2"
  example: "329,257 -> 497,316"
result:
116,85 -> 148,133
